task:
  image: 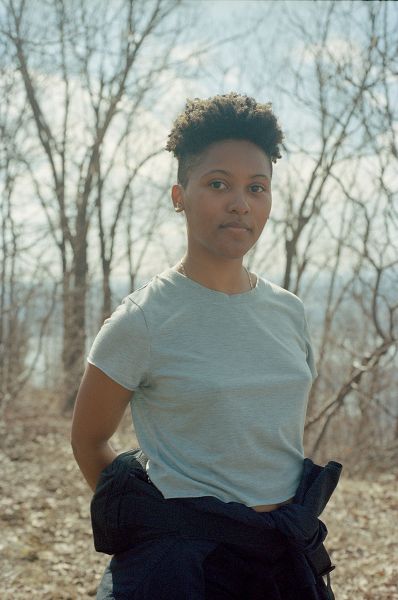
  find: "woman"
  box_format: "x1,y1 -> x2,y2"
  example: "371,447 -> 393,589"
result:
71,92 -> 339,599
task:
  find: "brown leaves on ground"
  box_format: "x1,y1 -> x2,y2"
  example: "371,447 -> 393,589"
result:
322,473 -> 398,599
1,394 -> 397,599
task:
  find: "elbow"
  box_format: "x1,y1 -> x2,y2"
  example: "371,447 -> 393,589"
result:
70,423 -> 80,451
70,430 -> 88,454
70,424 -> 91,452
70,436 -> 81,457
70,433 -> 108,454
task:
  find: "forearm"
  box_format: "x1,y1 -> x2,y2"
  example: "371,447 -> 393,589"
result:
71,439 -> 118,492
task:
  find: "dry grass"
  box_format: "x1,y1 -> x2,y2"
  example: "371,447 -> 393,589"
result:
1,392 -> 397,599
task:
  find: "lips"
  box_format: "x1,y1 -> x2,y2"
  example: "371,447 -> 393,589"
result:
221,222 -> 250,230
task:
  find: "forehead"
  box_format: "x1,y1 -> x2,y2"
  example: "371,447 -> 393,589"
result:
192,139 -> 272,179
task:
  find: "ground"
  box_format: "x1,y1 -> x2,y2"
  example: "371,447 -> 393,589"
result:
1,393 -> 397,599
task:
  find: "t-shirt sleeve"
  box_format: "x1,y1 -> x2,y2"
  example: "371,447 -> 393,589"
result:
302,305 -> 318,382
87,298 -> 150,391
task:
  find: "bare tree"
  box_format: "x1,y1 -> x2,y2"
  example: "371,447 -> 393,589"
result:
242,0 -> 398,465
0,47 -> 57,420
1,0 -> 209,410
278,1 -> 397,461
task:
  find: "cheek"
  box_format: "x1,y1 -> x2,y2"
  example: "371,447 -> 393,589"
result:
184,200 -> 215,230
264,195 -> 272,217
190,197 -> 217,222
257,196 -> 272,219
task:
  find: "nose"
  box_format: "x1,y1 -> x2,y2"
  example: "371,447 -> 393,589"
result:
228,189 -> 250,214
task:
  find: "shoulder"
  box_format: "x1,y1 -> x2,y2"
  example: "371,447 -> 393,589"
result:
93,296 -> 149,345
263,278 -> 304,309
257,277 -> 307,328
125,268 -> 185,322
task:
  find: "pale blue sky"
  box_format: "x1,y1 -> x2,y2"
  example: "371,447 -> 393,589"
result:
2,0 -> 397,286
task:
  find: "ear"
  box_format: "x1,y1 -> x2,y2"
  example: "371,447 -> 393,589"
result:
171,184 -> 185,211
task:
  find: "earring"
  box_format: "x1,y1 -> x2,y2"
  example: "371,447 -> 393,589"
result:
175,203 -> 184,212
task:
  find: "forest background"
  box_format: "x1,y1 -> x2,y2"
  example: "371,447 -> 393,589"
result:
0,0 -> 397,598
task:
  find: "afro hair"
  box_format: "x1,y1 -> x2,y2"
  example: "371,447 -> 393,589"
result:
165,92 -> 284,187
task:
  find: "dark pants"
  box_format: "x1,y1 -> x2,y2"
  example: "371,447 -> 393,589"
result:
96,534 -> 320,600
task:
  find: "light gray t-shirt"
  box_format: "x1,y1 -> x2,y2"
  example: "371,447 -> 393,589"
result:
87,266 -> 318,507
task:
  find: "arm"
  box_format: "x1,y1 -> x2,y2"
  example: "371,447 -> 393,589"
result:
70,363 -> 134,492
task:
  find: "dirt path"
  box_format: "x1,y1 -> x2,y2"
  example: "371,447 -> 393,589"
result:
1,396 -> 397,599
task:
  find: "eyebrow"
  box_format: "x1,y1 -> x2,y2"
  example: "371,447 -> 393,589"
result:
201,169 -> 270,180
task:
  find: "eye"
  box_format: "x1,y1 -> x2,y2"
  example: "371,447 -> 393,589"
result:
249,184 -> 266,193
209,180 -> 227,190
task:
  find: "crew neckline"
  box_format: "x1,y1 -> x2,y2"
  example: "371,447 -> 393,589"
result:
159,266 -> 262,303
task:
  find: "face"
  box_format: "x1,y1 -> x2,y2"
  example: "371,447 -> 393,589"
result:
171,139 -> 272,261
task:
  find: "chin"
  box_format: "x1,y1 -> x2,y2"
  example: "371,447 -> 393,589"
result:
218,249 -> 252,260
226,243 -> 256,258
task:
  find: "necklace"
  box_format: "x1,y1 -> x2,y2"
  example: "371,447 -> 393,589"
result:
178,261 -> 253,290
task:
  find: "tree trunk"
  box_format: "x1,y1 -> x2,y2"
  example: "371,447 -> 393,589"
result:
62,237 -> 87,412
102,260 -> 112,323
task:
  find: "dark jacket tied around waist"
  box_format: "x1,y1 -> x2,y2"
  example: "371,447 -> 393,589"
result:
90,449 -> 342,600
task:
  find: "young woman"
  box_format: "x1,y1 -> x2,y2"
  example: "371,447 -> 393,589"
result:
71,92 -> 339,599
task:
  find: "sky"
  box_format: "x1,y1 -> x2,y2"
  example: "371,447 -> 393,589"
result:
3,0 -> 397,390
2,0 -> 397,289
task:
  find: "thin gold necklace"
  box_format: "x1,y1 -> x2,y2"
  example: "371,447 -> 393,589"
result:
178,262 -> 253,290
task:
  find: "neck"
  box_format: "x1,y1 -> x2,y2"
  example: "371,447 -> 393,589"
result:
178,254 -> 253,294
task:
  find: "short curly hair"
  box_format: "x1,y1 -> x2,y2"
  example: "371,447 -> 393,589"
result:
165,92 -> 284,187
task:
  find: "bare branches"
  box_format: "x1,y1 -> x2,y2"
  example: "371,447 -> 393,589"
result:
253,1 -> 398,461
0,0 -> 220,409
